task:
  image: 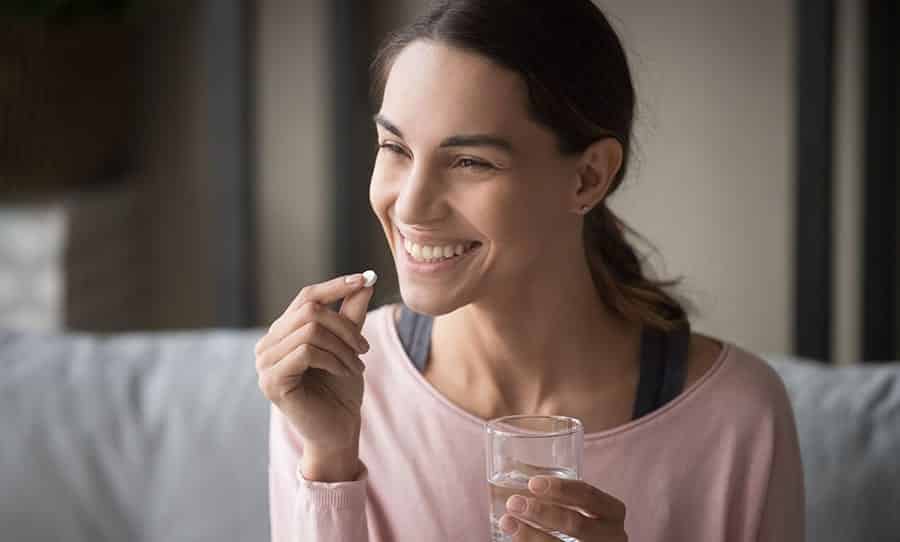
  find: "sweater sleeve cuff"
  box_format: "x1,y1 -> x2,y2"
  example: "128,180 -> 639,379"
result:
295,460 -> 369,509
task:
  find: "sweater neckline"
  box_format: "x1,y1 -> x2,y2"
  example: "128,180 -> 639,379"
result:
378,304 -> 733,442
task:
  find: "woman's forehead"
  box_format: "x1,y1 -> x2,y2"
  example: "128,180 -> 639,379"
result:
380,41 -> 530,137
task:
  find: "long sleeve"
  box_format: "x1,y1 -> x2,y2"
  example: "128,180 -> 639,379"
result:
268,403 -> 370,542
755,378 -> 806,542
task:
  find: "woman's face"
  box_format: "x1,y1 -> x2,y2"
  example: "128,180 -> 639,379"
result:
370,40 -> 583,315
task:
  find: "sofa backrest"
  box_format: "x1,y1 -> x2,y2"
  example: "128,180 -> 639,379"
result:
766,355 -> 900,542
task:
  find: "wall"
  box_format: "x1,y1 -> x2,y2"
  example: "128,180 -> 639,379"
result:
134,2 -> 217,330
254,0 -> 334,324
592,0 -> 794,355
833,0 -> 863,365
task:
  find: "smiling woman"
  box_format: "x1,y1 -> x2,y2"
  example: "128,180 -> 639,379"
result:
367,10 -> 686,335
264,2 -> 805,541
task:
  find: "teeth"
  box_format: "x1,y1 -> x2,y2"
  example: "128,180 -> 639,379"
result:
402,237 -> 478,263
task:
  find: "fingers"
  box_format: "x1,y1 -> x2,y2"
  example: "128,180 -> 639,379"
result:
253,270 -> 378,386
497,514 -> 558,541
271,343 -> 358,383
340,271 -> 377,327
256,269 -> 376,357
503,495 -> 610,541
287,273 -> 374,313
258,343 -> 350,403
257,301 -> 368,358
256,316 -> 366,375
498,478 -> 629,541
527,476 -> 626,522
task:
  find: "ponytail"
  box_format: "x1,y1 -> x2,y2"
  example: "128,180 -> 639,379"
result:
584,203 -> 689,332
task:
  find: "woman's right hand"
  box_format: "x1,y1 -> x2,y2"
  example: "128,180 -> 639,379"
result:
255,273 -> 375,456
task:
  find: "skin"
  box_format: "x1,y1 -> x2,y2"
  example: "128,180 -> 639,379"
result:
369,40 -> 724,540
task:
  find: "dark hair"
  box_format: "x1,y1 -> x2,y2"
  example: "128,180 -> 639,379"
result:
371,0 -> 691,332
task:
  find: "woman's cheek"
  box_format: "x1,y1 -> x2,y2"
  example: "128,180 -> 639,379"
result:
369,166 -> 394,216
473,185 -> 532,243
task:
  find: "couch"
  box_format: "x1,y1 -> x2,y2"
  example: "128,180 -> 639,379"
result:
1,325 -> 898,541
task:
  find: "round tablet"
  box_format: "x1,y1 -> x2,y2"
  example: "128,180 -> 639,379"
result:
362,270 -> 378,287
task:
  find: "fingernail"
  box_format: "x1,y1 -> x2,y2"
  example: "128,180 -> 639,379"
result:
499,515 -> 519,534
529,477 -> 550,494
345,274 -> 364,285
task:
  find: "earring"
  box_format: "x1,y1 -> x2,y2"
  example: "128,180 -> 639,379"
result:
578,205 -> 591,214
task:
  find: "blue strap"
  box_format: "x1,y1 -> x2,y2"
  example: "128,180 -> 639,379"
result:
397,304 -> 433,372
632,324 -> 689,419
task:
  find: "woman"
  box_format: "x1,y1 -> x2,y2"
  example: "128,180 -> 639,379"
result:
257,1 -> 805,540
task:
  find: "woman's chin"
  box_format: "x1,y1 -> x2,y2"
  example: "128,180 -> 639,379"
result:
397,284 -> 466,316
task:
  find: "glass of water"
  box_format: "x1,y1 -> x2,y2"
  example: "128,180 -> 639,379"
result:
485,415 -> 584,542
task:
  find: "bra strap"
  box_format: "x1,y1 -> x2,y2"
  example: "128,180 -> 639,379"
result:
632,324 -> 690,419
397,304 -> 433,372
632,326 -> 665,420
659,325 -> 689,405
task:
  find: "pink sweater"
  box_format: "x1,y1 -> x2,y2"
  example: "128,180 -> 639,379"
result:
268,304 -> 805,541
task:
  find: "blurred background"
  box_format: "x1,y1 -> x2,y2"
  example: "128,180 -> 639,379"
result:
1,0 -> 897,365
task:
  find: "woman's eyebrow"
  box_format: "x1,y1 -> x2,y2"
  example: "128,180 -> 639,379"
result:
439,134 -> 513,153
373,114 -> 404,137
373,113 -> 514,154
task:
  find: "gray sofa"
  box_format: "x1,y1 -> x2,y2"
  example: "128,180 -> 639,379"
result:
1,325 -> 898,542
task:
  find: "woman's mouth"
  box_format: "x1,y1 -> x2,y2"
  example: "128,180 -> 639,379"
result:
395,228 -> 483,273
403,237 -> 480,263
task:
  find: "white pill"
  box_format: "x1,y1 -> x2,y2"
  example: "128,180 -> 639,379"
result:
362,270 -> 378,287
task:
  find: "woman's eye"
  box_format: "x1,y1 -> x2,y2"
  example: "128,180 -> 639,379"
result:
455,157 -> 493,170
378,142 -> 407,155
377,143 -> 493,171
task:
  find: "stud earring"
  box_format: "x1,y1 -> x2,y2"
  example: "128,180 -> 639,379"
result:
578,205 -> 591,214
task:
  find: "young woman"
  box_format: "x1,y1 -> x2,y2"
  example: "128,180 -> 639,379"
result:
257,1 -> 805,540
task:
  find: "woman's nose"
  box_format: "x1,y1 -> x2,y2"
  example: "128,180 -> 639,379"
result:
392,164 -> 445,223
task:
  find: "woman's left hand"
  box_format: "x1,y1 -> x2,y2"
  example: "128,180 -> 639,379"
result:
500,476 -> 628,541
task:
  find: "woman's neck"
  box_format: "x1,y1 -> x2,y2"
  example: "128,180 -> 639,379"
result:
429,258 -> 642,418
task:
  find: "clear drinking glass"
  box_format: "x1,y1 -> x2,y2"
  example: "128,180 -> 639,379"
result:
485,415 -> 584,542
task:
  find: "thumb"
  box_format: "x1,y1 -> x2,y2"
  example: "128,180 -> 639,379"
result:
339,270 -> 377,328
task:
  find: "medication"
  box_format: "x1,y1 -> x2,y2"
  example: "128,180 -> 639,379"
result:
362,270 -> 378,287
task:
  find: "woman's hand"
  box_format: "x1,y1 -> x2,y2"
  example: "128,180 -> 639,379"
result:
500,476 -> 628,541
255,273 -> 375,454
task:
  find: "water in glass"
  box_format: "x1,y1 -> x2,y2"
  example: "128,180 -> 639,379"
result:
488,466 -> 579,542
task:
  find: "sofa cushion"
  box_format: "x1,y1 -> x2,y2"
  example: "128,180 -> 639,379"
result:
767,356 -> 900,542
0,327 -> 268,542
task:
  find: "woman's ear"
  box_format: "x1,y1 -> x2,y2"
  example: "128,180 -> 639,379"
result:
571,137 -> 623,213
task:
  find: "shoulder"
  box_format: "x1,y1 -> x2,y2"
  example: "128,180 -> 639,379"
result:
692,334 -> 795,423
684,332 -> 725,389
